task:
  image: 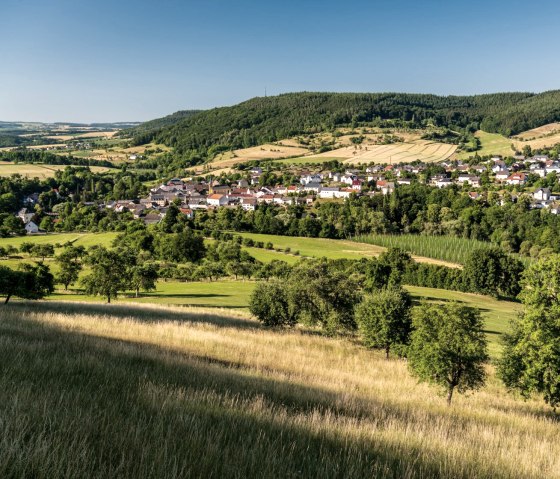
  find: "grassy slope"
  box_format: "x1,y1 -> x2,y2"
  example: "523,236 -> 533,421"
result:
46,279 -> 518,356
458,131 -> 513,159
0,301 -> 556,478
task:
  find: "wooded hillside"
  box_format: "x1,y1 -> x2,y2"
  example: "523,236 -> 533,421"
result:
127,91 -> 560,157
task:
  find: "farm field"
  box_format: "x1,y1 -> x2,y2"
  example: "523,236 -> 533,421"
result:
238,232 -> 459,267
0,300 -> 555,478
513,122 -> 560,150
0,162 -> 112,178
303,139 -> 457,165
353,234 -> 492,265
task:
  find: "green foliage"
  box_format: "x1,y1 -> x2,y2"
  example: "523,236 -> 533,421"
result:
0,263 -> 54,304
463,248 -> 523,298
131,91 -> 560,164
154,229 -> 206,263
81,247 -> 135,303
130,263 -> 158,297
249,281 -> 298,327
364,248 -> 413,290
498,255 -> 560,407
355,286 -> 412,358
55,245 -> 85,290
408,302 -> 489,404
291,261 -> 362,334
31,243 -> 55,261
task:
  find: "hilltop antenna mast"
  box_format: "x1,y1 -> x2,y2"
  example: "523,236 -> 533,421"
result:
264,86 -> 267,98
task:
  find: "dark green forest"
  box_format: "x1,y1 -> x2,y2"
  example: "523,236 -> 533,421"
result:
125,91 -> 560,162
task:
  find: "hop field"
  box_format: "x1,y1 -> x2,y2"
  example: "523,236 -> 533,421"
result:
353,234 -> 494,265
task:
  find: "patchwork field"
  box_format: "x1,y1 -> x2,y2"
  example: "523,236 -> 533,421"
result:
0,300 -> 554,478
0,162 -> 112,178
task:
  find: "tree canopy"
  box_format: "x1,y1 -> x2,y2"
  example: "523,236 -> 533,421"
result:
408,302 -> 489,405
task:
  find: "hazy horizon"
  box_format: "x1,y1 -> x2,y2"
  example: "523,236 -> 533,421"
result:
2,0 -> 560,123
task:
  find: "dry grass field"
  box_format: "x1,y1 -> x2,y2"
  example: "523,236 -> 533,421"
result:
0,162 -> 111,178
310,140 -> 457,164
513,122 -> 560,150
0,301 -> 557,478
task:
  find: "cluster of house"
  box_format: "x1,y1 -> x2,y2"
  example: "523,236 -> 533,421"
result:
432,154 -> 560,189
13,153 -> 560,233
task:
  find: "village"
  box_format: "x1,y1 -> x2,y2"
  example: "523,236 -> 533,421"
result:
14,152 -> 560,233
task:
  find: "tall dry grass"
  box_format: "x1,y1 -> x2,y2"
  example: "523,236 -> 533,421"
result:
0,300 -> 558,478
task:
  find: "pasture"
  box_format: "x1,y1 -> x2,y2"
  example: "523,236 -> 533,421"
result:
0,300 -> 555,478
45,280 -> 518,356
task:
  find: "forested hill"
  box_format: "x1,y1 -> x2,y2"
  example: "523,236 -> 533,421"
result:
127,90 -> 560,155
125,109 -> 202,144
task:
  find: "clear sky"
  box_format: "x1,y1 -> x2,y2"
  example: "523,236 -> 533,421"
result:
1,0 -> 559,123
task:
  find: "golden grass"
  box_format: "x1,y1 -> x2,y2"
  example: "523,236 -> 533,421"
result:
512,123 -> 560,150
1,301 -> 558,478
310,140 -> 457,164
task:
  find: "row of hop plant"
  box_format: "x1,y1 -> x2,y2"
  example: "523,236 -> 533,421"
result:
353,234 -> 493,265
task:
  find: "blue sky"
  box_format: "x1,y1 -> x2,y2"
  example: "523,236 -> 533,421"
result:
1,0 -> 559,122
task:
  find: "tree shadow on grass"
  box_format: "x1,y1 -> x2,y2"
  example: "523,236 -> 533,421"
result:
0,316 -> 534,479
8,300 -> 261,331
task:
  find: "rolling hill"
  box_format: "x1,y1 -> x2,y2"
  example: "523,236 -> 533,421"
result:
126,91 -> 560,163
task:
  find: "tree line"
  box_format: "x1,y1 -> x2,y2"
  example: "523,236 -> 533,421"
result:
250,251 -> 560,409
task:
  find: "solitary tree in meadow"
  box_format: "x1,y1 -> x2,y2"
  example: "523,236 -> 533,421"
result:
0,263 -> 54,304
130,263 -> 158,298
249,281 -> 298,328
408,302 -> 488,405
81,247 -> 135,303
355,286 -> 412,359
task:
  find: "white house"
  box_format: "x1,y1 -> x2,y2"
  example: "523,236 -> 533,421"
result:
506,173 -> 527,186
319,187 -> 340,199
207,194 -> 229,207
534,188 -> 551,201
435,178 -> 453,188
495,169 -> 510,182
25,221 -> 39,234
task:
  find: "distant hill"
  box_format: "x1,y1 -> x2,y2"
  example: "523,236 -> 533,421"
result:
127,91 -> 560,160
